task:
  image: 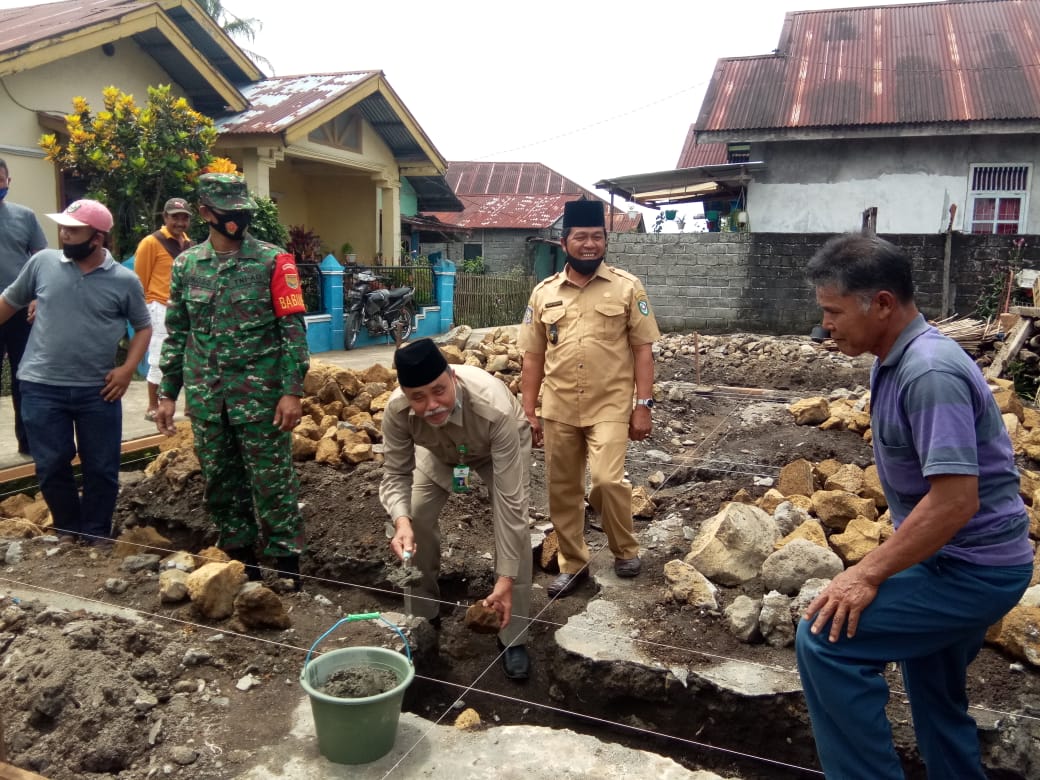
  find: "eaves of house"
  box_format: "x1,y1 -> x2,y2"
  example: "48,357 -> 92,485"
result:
694,0 -> 1040,144
0,0 -> 258,115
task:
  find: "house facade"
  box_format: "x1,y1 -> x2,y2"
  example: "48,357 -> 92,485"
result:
425,161 -> 643,279
0,0 -> 458,260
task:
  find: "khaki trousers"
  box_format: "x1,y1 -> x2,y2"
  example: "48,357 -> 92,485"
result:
406,458 -> 532,647
543,418 -> 639,573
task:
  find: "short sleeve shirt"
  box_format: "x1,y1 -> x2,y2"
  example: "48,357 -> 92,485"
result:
518,263 -> 660,426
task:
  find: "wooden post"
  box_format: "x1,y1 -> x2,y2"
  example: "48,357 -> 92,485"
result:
941,204 -> 957,318
861,207 -> 878,236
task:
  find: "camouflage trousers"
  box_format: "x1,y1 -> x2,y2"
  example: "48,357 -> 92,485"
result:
191,410 -> 303,557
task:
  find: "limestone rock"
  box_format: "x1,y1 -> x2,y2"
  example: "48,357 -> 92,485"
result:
145,447 -> 201,488
776,519 -> 829,551
361,363 -> 395,385
234,584 -> 292,630
114,526 -> 172,559
454,708 -> 481,730
762,538 -> 844,595
440,345 -> 465,365
724,595 -> 762,643
292,434 -> 318,460
342,442 -> 374,464
463,602 -> 501,634
317,381 -> 347,406
438,324 -> 473,351
294,417 -> 321,440
987,603 -> 1040,667
992,387 -> 1024,421
814,459 -> 842,484
0,518 -> 43,538
631,486 -> 655,519
369,390 -> 393,413
194,546 -> 230,569
663,560 -> 718,609
759,590 -> 796,648
0,493 -> 33,518
302,363 -> 333,396
1021,468 -> 1040,506
20,498 -> 51,527
773,501 -> 814,538
777,459 -> 814,497
860,465 -> 887,509
186,561 -> 247,620
829,517 -> 885,564
335,427 -> 371,446
314,438 -> 341,465
812,490 -> 878,530
334,368 -> 363,397
685,503 -> 778,586
824,463 -> 864,494
729,488 -> 754,506
538,530 -> 560,573
788,397 -> 830,426
159,568 -> 190,603
161,550 -> 197,573
485,354 -> 510,373
756,488 -> 787,515
791,578 -> 831,621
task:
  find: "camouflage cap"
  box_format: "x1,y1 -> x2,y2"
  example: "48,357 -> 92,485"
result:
197,173 -> 257,211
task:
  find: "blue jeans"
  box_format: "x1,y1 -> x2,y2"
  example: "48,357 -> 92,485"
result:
796,554 -> 1032,780
20,380 -> 123,541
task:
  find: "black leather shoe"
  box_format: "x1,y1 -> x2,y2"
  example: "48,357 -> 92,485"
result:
547,569 -> 589,598
226,547 -> 262,581
497,640 -> 530,681
277,555 -> 303,591
614,556 -> 642,578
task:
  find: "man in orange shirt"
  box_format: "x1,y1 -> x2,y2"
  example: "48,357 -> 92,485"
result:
134,198 -> 193,420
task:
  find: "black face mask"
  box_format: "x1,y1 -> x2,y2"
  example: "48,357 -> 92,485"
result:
566,254 -> 604,276
210,209 -> 252,241
63,233 -> 98,262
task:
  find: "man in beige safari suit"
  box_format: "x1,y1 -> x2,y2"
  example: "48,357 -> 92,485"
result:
519,198 -> 660,598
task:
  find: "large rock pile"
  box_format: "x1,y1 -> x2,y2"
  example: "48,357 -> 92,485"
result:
0,491 -> 52,541
667,456 -> 1040,665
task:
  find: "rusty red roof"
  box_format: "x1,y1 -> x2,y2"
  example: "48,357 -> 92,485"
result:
695,0 -> 1040,135
216,72 -> 379,134
0,0 -> 145,57
425,162 -> 606,229
676,136 -> 728,169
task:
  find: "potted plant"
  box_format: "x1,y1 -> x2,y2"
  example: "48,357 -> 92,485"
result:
341,242 -> 357,265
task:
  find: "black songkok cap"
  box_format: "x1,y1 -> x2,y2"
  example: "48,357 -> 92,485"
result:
563,199 -> 606,230
394,338 -> 449,388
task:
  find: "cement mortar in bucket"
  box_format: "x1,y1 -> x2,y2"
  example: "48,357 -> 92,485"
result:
300,613 -> 415,765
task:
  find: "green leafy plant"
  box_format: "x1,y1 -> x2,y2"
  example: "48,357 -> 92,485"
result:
287,224 -> 324,263
975,237 -> 1030,319
460,256 -> 487,274
249,195 -> 290,248
39,85 -> 218,258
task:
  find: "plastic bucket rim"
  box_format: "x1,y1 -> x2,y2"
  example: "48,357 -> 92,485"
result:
300,646 -> 415,706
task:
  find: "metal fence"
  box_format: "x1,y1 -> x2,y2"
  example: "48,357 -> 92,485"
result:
297,262 -> 323,313
453,273 -> 536,328
343,264 -> 436,307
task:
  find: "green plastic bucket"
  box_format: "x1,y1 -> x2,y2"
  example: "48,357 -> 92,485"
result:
300,614 -> 415,764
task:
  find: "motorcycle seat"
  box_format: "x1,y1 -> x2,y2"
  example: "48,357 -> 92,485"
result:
388,287 -> 412,298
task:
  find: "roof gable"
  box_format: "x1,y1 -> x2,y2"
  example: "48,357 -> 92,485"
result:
0,0 -> 259,114
447,161 -> 587,197
695,0 -> 1040,135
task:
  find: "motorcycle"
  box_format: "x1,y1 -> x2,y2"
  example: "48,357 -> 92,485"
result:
344,271 -> 416,350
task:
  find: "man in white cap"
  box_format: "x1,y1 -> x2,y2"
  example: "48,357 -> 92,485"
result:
133,197 -> 194,420
0,199 -> 150,547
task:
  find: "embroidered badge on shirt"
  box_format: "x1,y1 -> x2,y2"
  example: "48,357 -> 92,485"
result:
638,299 -> 650,316
523,305 -> 533,324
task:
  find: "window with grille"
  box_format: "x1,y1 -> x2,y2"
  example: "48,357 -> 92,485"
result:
727,143 -> 751,164
968,164 -> 1030,234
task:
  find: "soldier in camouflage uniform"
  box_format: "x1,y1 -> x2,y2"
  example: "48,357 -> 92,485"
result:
155,173 -> 310,586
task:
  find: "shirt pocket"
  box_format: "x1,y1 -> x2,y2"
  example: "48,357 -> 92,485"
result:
231,286 -> 275,330
185,287 -> 215,333
593,302 -> 627,341
873,437 -> 927,497
540,307 -> 567,344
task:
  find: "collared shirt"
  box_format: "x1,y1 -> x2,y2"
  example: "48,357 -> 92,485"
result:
0,201 -> 48,289
518,263 -> 660,425
134,225 -> 192,305
379,364 -> 531,578
871,313 -> 1032,566
159,234 -> 310,423
1,248 -> 149,386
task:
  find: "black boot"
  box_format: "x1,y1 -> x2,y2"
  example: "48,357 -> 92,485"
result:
226,548 -> 262,581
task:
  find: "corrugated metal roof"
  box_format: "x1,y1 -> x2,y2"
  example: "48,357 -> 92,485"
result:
695,0 -> 1040,133
426,193 -> 638,231
676,135 -> 728,169
215,72 -> 378,134
0,0 -> 143,56
446,161 -> 588,197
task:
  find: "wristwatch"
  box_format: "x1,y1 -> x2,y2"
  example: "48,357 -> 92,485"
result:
636,398 -> 655,409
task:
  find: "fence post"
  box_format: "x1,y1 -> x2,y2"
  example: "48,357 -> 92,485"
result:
319,254 -> 345,348
434,258 -> 456,331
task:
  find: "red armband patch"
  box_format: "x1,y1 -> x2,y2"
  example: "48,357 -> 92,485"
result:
271,253 -> 307,316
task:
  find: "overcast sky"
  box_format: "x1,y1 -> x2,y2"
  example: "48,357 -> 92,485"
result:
4,0 -> 922,220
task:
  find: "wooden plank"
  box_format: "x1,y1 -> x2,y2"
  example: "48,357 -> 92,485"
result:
985,316 -> 1035,380
0,434 -> 165,485
1009,305 -> 1040,317
0,762 -> 51,780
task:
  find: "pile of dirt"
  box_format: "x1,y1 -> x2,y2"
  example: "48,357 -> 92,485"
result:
1,332 -> 1038,780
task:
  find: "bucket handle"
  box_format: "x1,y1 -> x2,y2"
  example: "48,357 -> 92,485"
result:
304,612 -> 413,668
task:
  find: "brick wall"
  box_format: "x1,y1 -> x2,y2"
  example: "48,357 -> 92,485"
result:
606,232 -> 1032,335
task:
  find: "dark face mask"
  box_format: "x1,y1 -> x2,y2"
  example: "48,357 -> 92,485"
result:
566,254 -> 604,276
63,233 -> 98,262
0,187 -> 8,202
210,209 -> 252,241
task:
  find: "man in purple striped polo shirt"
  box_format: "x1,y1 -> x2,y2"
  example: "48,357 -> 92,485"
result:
796,234 -> 1033,780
